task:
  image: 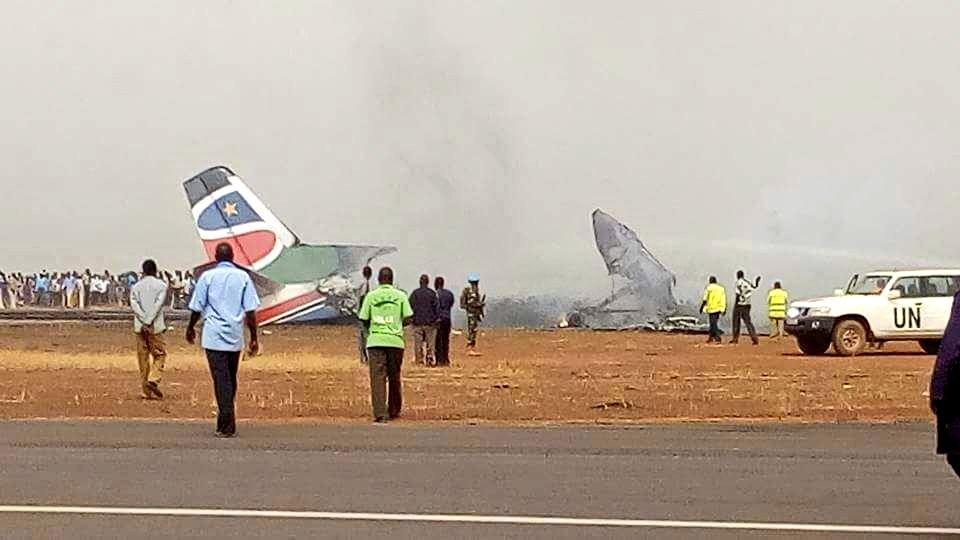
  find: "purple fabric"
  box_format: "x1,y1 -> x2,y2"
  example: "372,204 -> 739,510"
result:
931,293 -> 960,402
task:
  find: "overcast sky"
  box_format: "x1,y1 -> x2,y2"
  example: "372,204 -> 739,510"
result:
1,0 -> 957,301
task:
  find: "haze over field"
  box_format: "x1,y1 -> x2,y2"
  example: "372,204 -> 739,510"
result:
1,1 -> 957,302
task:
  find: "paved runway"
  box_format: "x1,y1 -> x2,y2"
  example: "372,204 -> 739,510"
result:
0,420 -> 955,539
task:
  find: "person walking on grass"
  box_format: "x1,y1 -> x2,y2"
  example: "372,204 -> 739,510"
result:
356,265 -> 373,365
701,276 -> 726,344
434,276 -> 455,366
409,274 -> 439,366
768,281 -> 789,340
130,259 -> 168,400
731,270 -> 761,345
358,267 -> 413,423
186,243 -> 261,438
460,273 -> 486,356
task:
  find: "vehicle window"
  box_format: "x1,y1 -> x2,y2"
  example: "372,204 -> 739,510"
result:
924,276 -> 960,297
892,277 -> 923,298
849,275 -> 891,295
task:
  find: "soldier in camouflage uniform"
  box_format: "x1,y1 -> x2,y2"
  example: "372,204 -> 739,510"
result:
460,273 -> 485,356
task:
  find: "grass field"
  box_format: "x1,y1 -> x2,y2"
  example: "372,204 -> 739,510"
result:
0,322 -> 937,424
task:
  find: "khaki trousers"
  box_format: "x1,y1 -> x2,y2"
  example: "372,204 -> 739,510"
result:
412,325 -> 437,365
136,331 -> 167,395
769,318 -> 786,339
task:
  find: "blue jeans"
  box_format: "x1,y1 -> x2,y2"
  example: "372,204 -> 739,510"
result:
708,312 -> 722,342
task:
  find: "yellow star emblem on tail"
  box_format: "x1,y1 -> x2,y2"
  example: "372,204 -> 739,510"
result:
222,201 -> 239,217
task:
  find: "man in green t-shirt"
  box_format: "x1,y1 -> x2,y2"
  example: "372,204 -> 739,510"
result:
357,267 -> 414,422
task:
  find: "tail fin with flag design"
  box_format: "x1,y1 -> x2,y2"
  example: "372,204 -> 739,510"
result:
183,166 -> 298,270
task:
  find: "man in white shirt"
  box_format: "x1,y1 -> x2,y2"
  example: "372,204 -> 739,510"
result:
731,270 -> 761,345
89,276 -> 100,306
130,260 -> 169,400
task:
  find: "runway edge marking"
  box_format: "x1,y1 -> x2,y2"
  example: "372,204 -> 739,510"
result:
0,506 -> 958,535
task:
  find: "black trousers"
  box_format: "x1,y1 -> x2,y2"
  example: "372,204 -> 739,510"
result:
206,349 -> 241,435
731,305 -> 759,344
435,319 -> 452,366
708,312 -> 722,342
367,347 -> 403,420
947,454 -> 960,479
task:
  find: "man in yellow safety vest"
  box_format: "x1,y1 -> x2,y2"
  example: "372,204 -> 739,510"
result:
700,276 -> 727,344
768,281 -> 789,340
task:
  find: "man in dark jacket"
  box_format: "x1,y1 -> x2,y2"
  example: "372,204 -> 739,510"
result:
408,274 -> 439,366
434,276 -> 455,366
931,291 -> 960,477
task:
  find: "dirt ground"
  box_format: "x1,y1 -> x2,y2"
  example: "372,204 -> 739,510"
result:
0,322 -> 937,424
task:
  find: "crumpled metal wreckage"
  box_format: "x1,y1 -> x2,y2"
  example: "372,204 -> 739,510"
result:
563,210 -> 709,333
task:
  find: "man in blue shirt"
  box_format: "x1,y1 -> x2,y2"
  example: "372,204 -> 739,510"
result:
186,243 -> 261,438
434,276 -> 455,366
35,273 -> 50,307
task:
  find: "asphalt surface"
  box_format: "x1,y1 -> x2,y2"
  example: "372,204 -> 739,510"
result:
0,420 -> 955,539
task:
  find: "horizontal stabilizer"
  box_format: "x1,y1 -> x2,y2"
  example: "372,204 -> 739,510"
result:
304,244 -> 398,275
192,261 -> 286,299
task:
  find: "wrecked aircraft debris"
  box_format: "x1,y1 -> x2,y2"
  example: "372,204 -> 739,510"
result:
184,166 -> 396,325
565,209 -> 681,330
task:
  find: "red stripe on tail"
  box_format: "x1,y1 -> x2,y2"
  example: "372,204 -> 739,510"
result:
256,290 -> 324,324
202,230 -> 277,267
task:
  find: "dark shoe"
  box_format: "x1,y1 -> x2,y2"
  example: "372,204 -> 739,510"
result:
388,412 -> 401,421
374,416 -> 387,424
215,431 -> 236,438
147,382 -> 163,400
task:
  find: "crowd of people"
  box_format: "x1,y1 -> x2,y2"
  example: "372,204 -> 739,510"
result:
353,265 -> 486,423
700,271 -> 790,344
355,267 -> 486,369
120,247 -> 489,433
0,269 -> 196,310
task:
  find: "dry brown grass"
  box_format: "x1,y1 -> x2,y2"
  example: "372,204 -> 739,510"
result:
0,323 -> 937,423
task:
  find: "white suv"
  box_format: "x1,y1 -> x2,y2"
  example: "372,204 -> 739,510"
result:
786,269 -> 960,356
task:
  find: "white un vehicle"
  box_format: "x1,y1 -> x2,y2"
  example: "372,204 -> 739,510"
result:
786,269 -> 960,356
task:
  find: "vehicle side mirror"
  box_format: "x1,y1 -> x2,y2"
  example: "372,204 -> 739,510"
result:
887,289 -> 902,300
833,289 -> 845,297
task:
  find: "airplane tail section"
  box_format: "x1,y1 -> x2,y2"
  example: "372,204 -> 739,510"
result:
191,260 -> 285,299
183,166 -> 298,270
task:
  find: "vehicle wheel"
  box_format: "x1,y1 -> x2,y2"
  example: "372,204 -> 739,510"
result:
797,336 -> 830,356
920,339 -> 942,355
832,320 -> 867,356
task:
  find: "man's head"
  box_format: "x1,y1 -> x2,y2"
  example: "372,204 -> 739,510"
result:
362,266 -> 372,280
215,243 -> 234,263
736,270 -> 745,279
435,276 -> 445,290
419,274 -> 429,287
774,281 -> 782,289
141,260 -> 158,277
468,272 -> 480,285
378,267 -> 394,285
709,276 -> 717,284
